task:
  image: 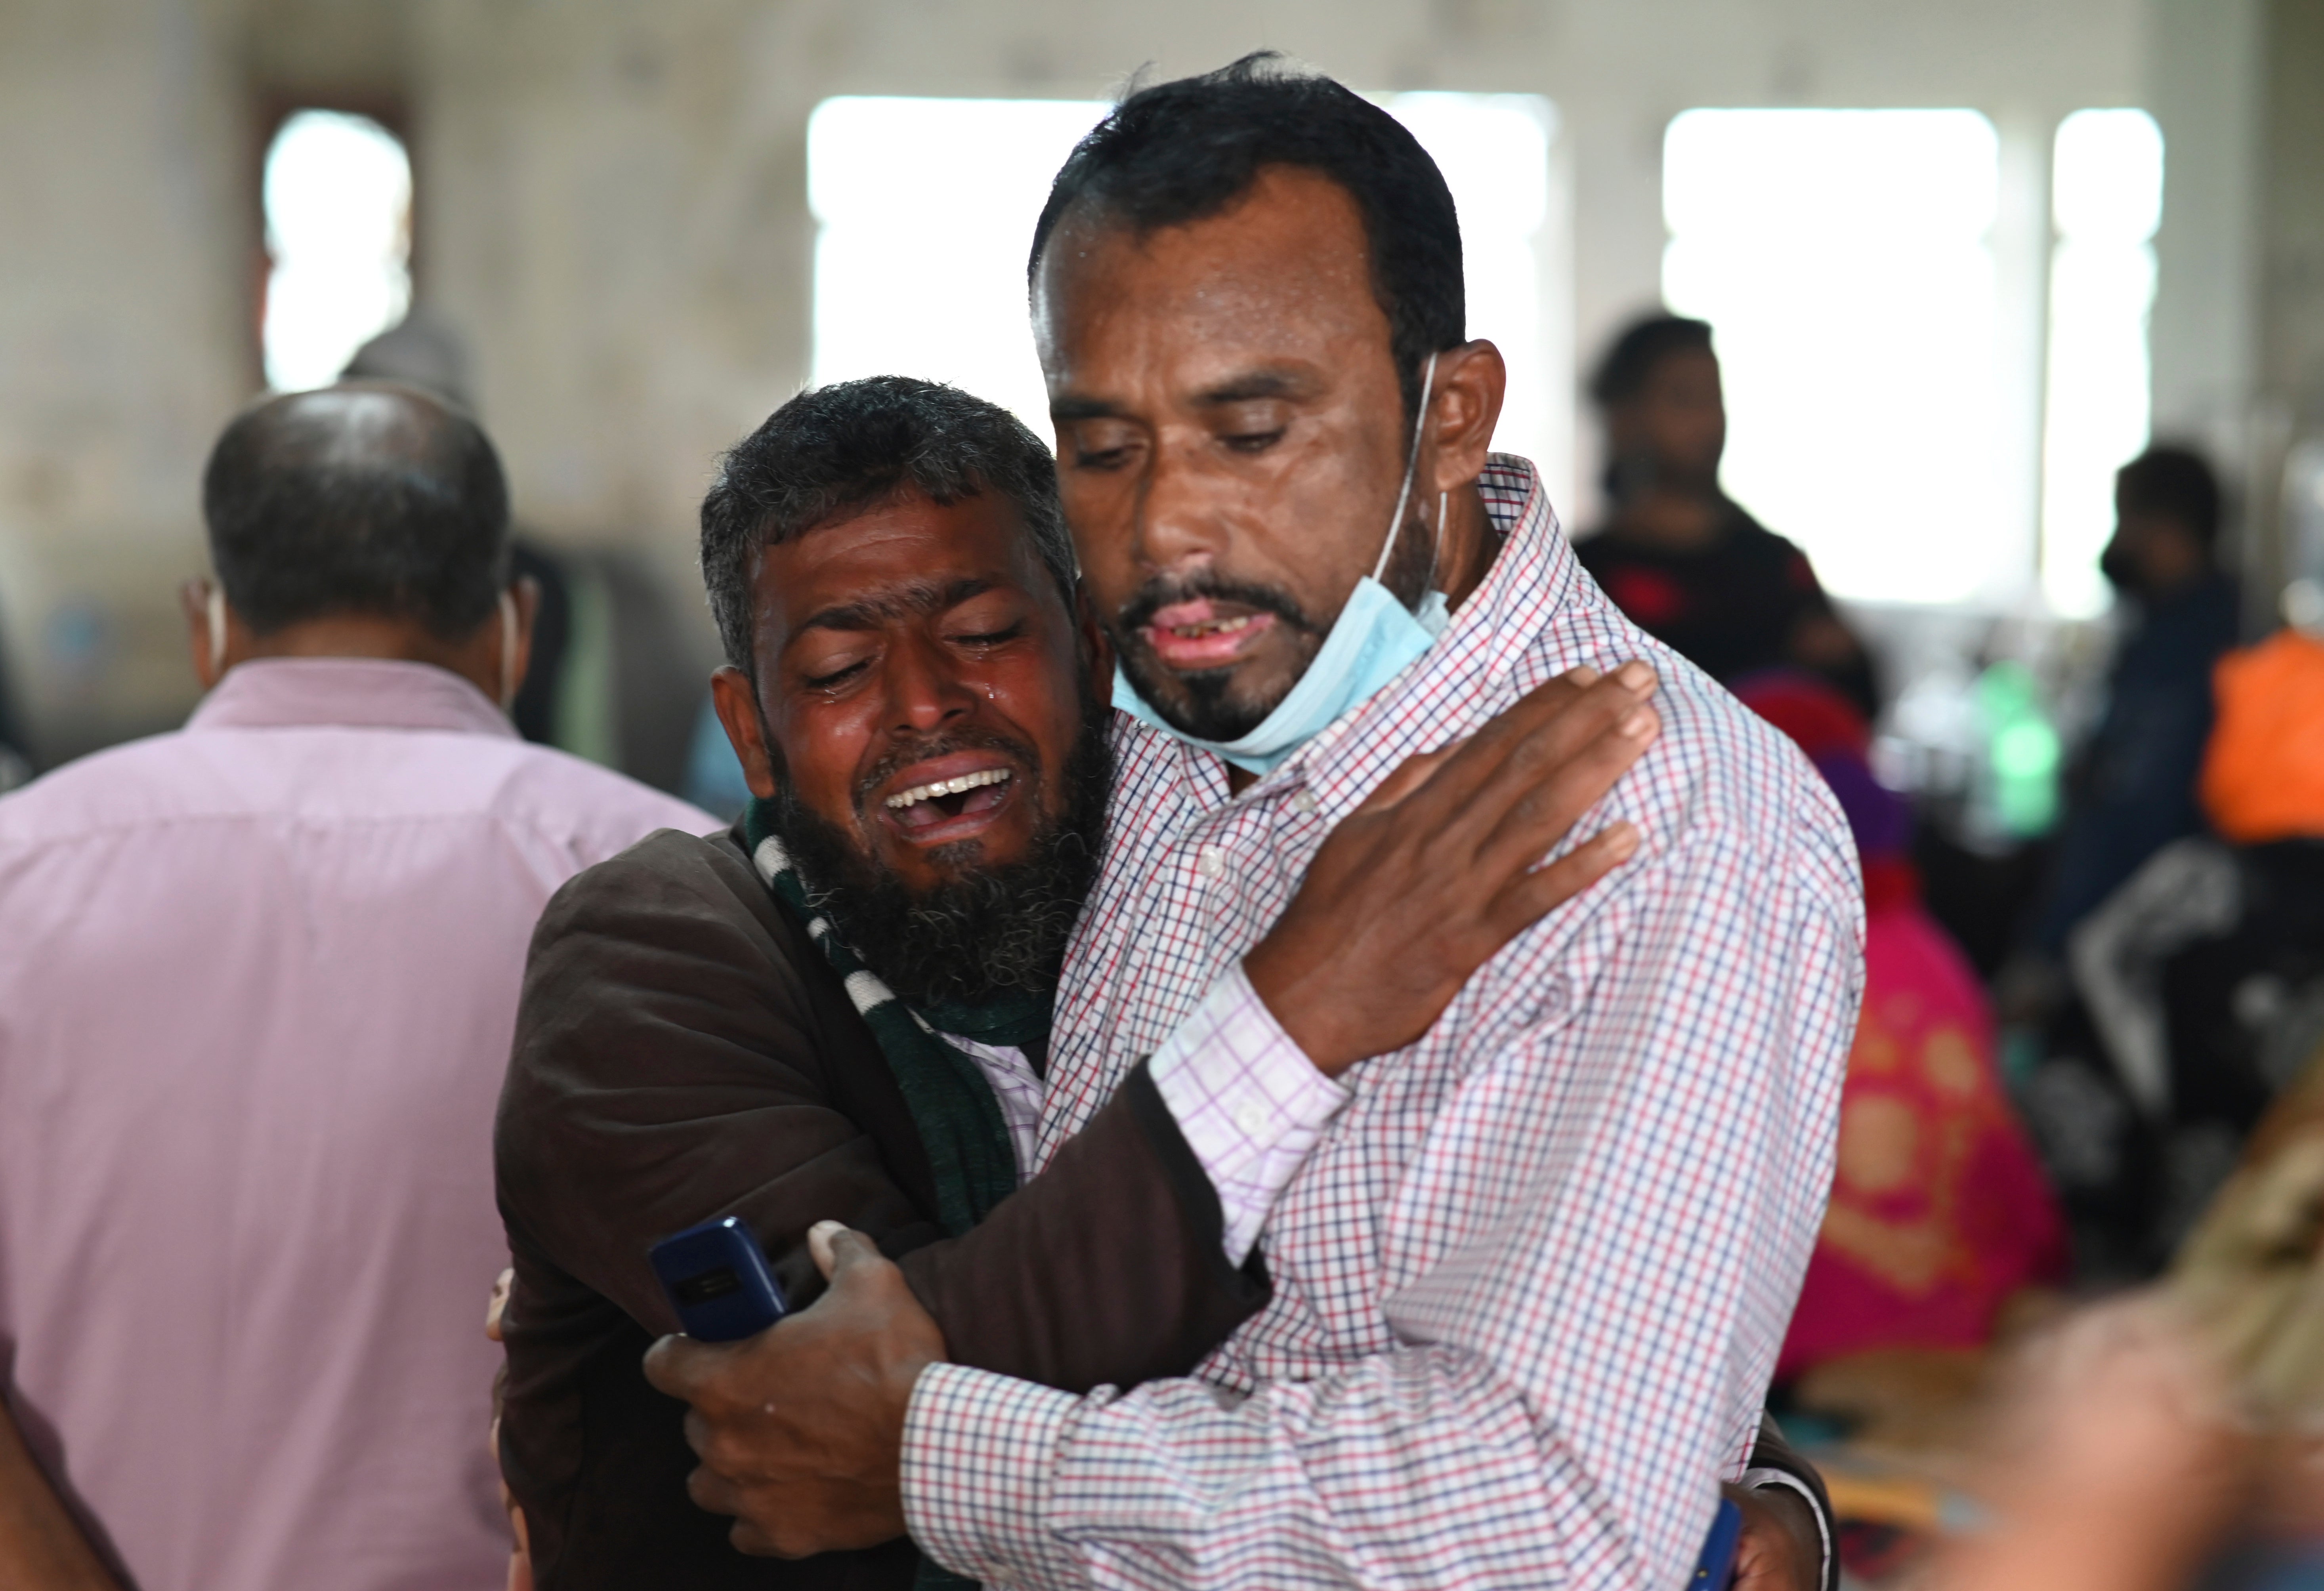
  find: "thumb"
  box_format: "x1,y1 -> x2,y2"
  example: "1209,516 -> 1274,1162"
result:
808,1219 -> 878,1281
642,1330 -> 710,1398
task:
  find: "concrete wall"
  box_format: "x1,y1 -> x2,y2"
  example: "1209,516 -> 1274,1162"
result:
7,0 -> 2288,763
0,0 -> 251,760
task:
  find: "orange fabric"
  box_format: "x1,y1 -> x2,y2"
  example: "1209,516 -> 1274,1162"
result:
2202,630 -> 2324,843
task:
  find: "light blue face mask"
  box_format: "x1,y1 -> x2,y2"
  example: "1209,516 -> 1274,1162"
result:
1113,356 -> 1451,776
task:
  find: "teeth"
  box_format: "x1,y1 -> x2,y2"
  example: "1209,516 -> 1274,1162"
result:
885,767 -> 1013,810
1170,615 -> 1254,638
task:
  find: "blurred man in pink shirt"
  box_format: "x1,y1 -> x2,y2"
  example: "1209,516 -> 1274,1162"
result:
0,383 -> 710,1591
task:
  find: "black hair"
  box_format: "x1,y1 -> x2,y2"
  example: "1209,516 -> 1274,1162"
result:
700,376 -> 1075,673
2116,445 -> 2223,548
1589,314 -> 1715,409
201,382 -> 511,639
1028,52 -> 1465,424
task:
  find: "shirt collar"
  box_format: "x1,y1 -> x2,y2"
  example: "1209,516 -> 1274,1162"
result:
186,657 -> 519,740
1125,454 -> 1574,820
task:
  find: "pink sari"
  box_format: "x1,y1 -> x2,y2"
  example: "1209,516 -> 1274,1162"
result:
1777,878 -> 2066,1377
1728,672 -> 2067,1379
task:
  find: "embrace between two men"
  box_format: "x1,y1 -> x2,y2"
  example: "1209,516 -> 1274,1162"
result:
499,58 -> 1859,1591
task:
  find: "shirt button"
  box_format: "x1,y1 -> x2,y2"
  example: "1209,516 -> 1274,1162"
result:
1293,790 -> 1320,816
1234,1100 -> 1271,1135
1197,846 -> 1226,879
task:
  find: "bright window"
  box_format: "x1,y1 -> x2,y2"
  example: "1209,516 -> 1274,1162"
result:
808,94 -> 1562,473
1661,109 -> 2006,605
261,110 -> 412,393
2041,109 -> 2164,617
809,98 -> 1104,442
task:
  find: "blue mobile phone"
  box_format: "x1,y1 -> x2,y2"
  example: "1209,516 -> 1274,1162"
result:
649,1215 -> 788,1341
1691,1498 -> 1745,1591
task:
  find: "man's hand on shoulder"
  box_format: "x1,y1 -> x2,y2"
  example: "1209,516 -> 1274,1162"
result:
642,1222 -> 943,1559
1245,662 -> 1658,1074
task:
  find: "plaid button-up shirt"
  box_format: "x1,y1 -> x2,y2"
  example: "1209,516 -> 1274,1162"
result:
902,456 -> 1863,1591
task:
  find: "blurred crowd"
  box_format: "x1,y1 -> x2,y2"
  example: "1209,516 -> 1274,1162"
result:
1581,310 -> 2324,1588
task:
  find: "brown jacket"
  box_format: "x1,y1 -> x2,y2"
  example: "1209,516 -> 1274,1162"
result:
494,826 -> 1267,1590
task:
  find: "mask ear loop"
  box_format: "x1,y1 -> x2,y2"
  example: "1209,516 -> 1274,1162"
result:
1425,489 -> 1449,594
1372,353 -> 1439,586
497,589 -> 520,709
205,586 -> 227,675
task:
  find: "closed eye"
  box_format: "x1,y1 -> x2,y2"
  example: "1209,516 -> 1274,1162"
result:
1222,427 -> 1285,455
803,659 -> 869,689
951,622 -> 1026,648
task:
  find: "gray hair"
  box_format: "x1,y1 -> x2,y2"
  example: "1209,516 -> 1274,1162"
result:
699,376 -> 1076,673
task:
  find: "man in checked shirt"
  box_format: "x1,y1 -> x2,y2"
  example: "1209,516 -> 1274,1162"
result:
649,55 -> 1862,1591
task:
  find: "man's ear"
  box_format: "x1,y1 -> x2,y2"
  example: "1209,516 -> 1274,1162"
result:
180,577 -> 231,691
1426,339 -> 1508,496
1073,582 -> 1114,709
710,664 -> 781,801
504,576 -> 542,703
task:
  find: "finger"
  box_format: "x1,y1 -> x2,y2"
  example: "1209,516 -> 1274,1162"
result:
688,1461 -> 744,1517
1354,742 -> 1462,815
808,1219 -> 843,1278
730,1518 -> 784,1558
821,1225 -> 884,1280
1484,822 -> 1639,939
1478,669 -> 1657,793
1469,704 -> 1659,873
643,1332 -> 716,1399
1353,670 -> 1619,816
1403,665 -> 1657,827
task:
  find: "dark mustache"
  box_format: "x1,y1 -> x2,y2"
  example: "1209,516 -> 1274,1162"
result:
1115,570 -> 1323,641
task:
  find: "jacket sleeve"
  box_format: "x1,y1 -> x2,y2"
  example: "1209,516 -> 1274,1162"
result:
1743,1415 -> 1838,1591
496,833 -> 1265,1393
900,1061 -> 1269,1393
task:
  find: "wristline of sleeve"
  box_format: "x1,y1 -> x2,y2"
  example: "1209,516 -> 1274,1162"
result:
1121,1059 -> 1273,1307
904,1362 -> 1087,1584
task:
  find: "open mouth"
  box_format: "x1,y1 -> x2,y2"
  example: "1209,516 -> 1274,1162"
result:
1166,614 -> 1256,639
1140,599 -> 1278,670
882,767 -> 1014,834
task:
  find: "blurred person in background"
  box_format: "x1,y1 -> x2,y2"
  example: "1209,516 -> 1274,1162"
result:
341,317 -> 707,791
1575,314 -> 1877,719
1923,1299 -> 2271,1591
342,317 -> 580,752
0,382 -> 708,1591
2004,449 -> 2246,1272
2035,445 -> 2240,956
1734,672 -> 2066,1440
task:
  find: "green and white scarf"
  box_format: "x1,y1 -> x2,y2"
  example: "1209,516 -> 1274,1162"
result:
741,797 -> 1028,1237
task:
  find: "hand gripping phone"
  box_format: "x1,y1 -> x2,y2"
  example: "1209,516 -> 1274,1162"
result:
1691,1497 -> 1745,1591
649,1215 -> 788,1341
